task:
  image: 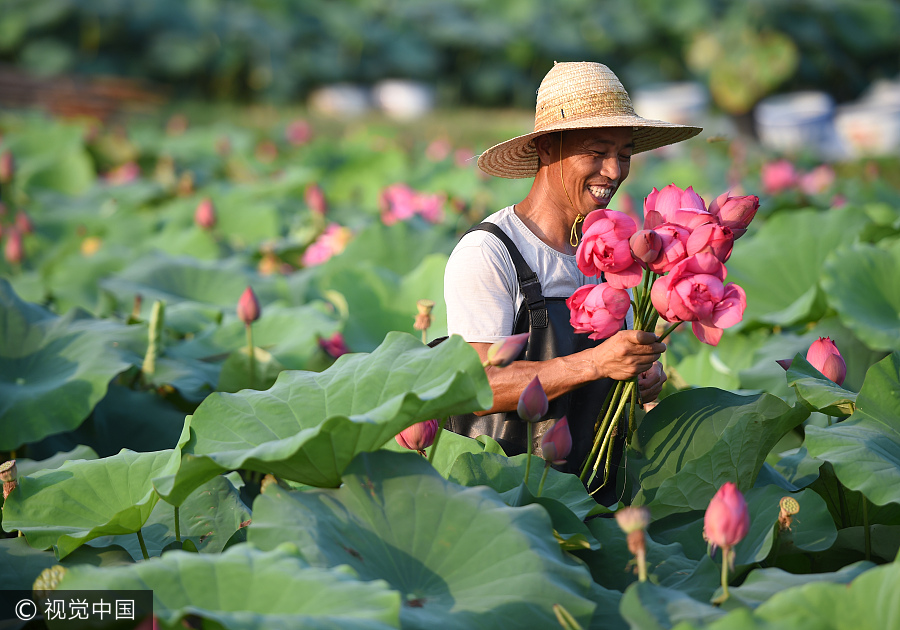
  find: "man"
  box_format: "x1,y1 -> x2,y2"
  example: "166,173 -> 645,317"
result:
443,62 -> 702,502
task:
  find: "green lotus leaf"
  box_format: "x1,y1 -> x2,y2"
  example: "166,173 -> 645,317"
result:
765,447 -> 822,490
806,352 -> 900,506
587,582 -> 626,630
16,446 -> 98,477
619,581 -> 724,630
726,207 -> 869,327
0,537 -> 133,591
753,562 -> 900,629
718,561 -> 875,610
822,240 -> 900,352
217,345 -> 287,393
1,449 -> 180,559
381,428 -> 505,479
629,389 -> 808,518
153,332 -> 492,504
248,450 -> 596,630
786,354 -> 858,416
58,545 -> 402,630
88,474 -> 250,560
0,279 -> 133,450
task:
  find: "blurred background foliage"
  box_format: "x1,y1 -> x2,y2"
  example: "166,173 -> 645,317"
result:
0,0 -> 898,111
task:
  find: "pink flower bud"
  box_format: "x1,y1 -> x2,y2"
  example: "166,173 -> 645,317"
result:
704,482 -> 750,552
629,229 -> 663,264
686,223 -> 734,262
305,183 -> 327,215
15,211 -> 33,235
395,419 -> 439,452
237,286 -> 260,325
761,160 -> 798,195
517,376 -> 548,423
4,229 -> 23,264
0,150 -> 14,184
485,332 -> 530,367
807,337 -> 846,386
285,119 -> 312,146
194,198 -> 217,230
614,505 -> 651,534
708,192 -> 759,239
540,416 -> 572,464
319,332 -> 349,359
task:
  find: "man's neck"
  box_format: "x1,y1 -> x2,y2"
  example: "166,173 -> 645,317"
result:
514,175 -> 583,255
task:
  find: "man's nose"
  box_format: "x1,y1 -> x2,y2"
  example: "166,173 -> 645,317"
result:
600,156 -> 621,182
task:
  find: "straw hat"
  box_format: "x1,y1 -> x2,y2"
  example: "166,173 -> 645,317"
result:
477,62 -> 703,179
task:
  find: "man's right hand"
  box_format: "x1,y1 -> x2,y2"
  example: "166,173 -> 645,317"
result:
589,330 -> 666,381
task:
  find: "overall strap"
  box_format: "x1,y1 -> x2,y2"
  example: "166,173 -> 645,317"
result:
465,222 -> 548,329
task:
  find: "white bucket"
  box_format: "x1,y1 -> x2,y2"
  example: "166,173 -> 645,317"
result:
754,91 -> 834,154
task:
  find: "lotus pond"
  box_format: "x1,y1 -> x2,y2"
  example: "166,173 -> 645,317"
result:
1,107 -> 900,629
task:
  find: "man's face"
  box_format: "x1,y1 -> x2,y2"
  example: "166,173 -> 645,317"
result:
550,127 -> 634,213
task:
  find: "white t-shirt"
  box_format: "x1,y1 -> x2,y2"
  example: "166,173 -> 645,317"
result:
445,205 -> 630,343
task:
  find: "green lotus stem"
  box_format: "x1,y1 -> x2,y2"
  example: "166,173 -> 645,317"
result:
628,380 -> 639,438
656,321 -> 682,343
136,529 -> 149,560
524,422 -> 534,487
421,329 -> 427,344
427,417 -> 449,464
174,506 -> 181,543
720,548 -> 731,602
246,323 -> 256,389
585,380 -> 633,487
552,603 -> 584,630
637,546 -> 648,583
594,381 -> 635,489
863,498 -> 871,561
141,300 -> 165,376
537,462 -> 550,498
581,380 -> 625,481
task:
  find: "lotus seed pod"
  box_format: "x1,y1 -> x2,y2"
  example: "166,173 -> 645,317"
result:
1,459 -> 16,500
778,496 -> 800,532
33,565 -> 68,599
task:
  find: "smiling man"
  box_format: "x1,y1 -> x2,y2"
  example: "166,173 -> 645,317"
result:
443,62 -> 702,503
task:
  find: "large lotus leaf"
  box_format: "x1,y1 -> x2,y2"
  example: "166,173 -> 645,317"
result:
588,582 -> 626,630
16,446 -> 98,477
822,240 -> 900,351
806,352 -> 900,506
88,474 -> 250,560
169,302 -> 340,369
766,447 -> 822,490
58,545 -> 402,630
666,327 -> 769,391
248,451 -> 596,630
0,537 -> 133,591
629,389 -> 808,518
752,562 -> 900,630
725,207 -> 869,327
786,354 -> 858,416
619,581 -> 725,630
99,254 -> 285,318
1,449 -> 180,559
153,332 -> 492,504
718,562 -> 875,610
0,280 -> 133,450
380,429 -> 506,479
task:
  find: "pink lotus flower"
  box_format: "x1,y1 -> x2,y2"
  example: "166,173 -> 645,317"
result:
807,337 -> 846,385
541,417 -> 572,464
104,161 -> 140,185
285,119 -> 312,146
319,332 -> 349,359
486,332 -> 530,367
708,192 -> 760,239
799,165 -> 835,196
301,223 -> 352,267
194,198 -> 217,230
686,223 -> 734,262
761,160 -> 798,195
646,223 -> 690,274
395,419 -> 439,452
415,193 -> 445,224
305,183 -> 327,215
0,150 -> 14,183
643,184 -> 708,230
4,229 -> 23,264
704,482 -> 750,553
566,283 -> 631,340
629,229 -> 663,265
577,209 -> 642,288
425,137 -> 452,162
517,376 -> 548,423
237,286 -> 261,325
380,184 -> 418,225
650,253 -> 746,346
14,211 -> 33,235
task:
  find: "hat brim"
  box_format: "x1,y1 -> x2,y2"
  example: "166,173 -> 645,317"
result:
476,115 -> 703,179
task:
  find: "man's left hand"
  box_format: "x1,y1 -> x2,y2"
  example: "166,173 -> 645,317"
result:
638,362 -> 666,403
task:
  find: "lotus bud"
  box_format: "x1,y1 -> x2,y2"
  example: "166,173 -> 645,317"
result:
305,183 -> 327,215
778,496 -> 800,532
413,299 -> 435,332
14,211 -> 33,235
285,119 -> 312,146
615,506 -> 651,581
775,358 -> 793,371
4,229 -> 23,264
704,482 -> 750,553
541,416 -> 572,464
517,376 -> 548,423
1,460 -> 17,500
319,332 -> 349,359
485,332 -> 529,367
0,150 -> 13,183
807,337 -> 846,386
629,229 -> 663,264
237,286 -> 261,325
395,419 -> 439,455
708,192 -> 760,239
194,198 -> 217,230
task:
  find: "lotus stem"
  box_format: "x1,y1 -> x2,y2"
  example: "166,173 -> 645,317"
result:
427,417 -> 449,464
174,506 -> 181,543
537,462 -> 550,498
587,381 -> 633,489
719,547 -> 730,602
552,603 -> 584,630
246,323 -> 256,389
636,543 -> 648,583
524,422 -> 534,487
136,529 -> 149,560
656,321 -> 682,343
141,300 -> 165,376
581,380 -> 625,481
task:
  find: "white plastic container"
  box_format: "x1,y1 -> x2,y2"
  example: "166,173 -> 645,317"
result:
632,82 -> 709,126
754,91 -> 835,154
372,79 -> 435,121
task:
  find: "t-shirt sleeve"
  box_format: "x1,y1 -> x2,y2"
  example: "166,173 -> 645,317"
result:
444,233 -> 519,343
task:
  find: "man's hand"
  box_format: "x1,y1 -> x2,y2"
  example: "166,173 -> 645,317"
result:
589,330 -> 667,381
638,361 -> 666,403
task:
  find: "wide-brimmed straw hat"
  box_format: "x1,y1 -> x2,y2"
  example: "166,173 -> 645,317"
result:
477,62 -> 703,179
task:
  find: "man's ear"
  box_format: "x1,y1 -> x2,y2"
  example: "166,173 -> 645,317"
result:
534,133 -> 556,166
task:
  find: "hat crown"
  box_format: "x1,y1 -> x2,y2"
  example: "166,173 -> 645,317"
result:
534,62 -> 635,132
